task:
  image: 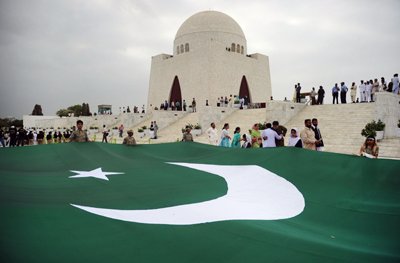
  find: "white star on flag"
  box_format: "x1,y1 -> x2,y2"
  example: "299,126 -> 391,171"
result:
69,168 -> 124,181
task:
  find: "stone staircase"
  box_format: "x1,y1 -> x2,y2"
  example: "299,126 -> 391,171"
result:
195,108 -> 268,144
376,138 -> 400,159
90,103 -> 399,159
155,112 -> 203,143
281,103 -> 396,157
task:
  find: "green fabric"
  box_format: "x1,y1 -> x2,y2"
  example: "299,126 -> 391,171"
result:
231,133 -> 241,148
0,142 -> 399,262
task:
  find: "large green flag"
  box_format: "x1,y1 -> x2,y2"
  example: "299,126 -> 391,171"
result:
0,143 -> 399,262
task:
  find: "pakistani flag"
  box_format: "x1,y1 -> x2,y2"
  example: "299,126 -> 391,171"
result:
0,143 -> 399,262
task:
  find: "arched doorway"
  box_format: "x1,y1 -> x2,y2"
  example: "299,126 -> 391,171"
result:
169,76 -> 182,110
239,76 -> 251,103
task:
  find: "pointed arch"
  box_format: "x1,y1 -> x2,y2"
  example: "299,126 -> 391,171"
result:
239,76 -> 251,103
170,76 -> 182,109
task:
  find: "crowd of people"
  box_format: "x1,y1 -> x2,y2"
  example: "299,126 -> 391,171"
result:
157,98 -> 197,112
182,118 -> 378,158
0,126 -> 74,147
0,118 -> 380,158
156,94 -> 252,112
198,119 -> 324,151
295,73 -> 399,105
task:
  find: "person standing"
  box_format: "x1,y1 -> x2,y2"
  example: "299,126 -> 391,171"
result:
296,83 -> 301,103
300,119 -> 320,150
9,126 -> 17,147
261,123 -> 282,148
183,100 -> 187,111
310,87 -> 317,105
380,77 -> 387,91
350,82 -> 357,103
0,128 -> 5,147
340,82 -> 348,104
241,134 -> 252,148
312,118 -> 324,151
272,121 -> 287,147
191,98 -> 197,112
122,130 -> 137,145
206,122 -> 218,146
365,80 -> 372,102
182,126 -> 193,142
250,123 -> 261,148
392,73 -> 399,95
231,127 -> 241,148
359,80 -> 366,102
118,124 -> 124,138
332,83 -> 339,104
17,128 -> 26,146
288,128 -> 302,148
317,86 -> 325,105
219,123 -> 231,147
102,125 -> 108,143
69,120 -> 89,142
371,79 -> 379,102
37,130 -> 44,144
153,121 -> 158,139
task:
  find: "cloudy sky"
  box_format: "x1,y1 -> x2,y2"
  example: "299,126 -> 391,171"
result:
0,0 -> 398,118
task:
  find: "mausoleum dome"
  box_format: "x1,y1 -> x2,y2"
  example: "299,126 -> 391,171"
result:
175,11 -> 246,40
173,11 -> 247,55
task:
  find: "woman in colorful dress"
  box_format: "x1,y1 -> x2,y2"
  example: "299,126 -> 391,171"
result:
231,127 -> 241,148
250,123 -> 261,148
219,123 -> 231,147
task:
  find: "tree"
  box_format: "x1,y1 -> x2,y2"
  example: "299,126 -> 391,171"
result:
56,109 -> 70,117
0,118 -> 23,128
81,103 -> 92,116
67,104 -> 83,117
56,103 -> 91,117
31,104 -> 43,115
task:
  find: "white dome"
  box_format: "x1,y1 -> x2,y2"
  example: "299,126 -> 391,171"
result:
175,11 -> 246,40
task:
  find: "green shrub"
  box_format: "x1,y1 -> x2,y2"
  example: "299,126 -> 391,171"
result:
361,119 -> 385,137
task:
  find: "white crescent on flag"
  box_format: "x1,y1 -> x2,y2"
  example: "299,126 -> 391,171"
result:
71,163 -> 305,225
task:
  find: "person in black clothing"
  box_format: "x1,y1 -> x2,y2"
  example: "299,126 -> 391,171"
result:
17,128 -> 25,146
0,128 -> 5,147
312,118 -> 324,151
317,86 -> 325,104
295,83 -> 302,103
57,131 -> 62,143
46,132 -> 53,144
63,131 -> 70,142
102,125 -> 108,143
9,126 -> 17,147
28,130 -> 34,145
37,130 -> 45,144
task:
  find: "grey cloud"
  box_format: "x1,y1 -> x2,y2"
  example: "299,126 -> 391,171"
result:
0,0 -> 399,118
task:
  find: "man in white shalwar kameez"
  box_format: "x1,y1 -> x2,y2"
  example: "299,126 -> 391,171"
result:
206,123 -> 218,146
359,80 -> 366,102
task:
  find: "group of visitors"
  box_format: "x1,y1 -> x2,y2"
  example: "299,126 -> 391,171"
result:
158,98 -> 197,112
300,73 -> 399,105
149,121 -> 159,139
198,119 -> 324,150
214,95 -> 249,108
0,126 -> 75,147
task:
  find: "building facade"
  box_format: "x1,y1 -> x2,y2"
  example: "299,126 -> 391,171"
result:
147,10 -> 272,110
